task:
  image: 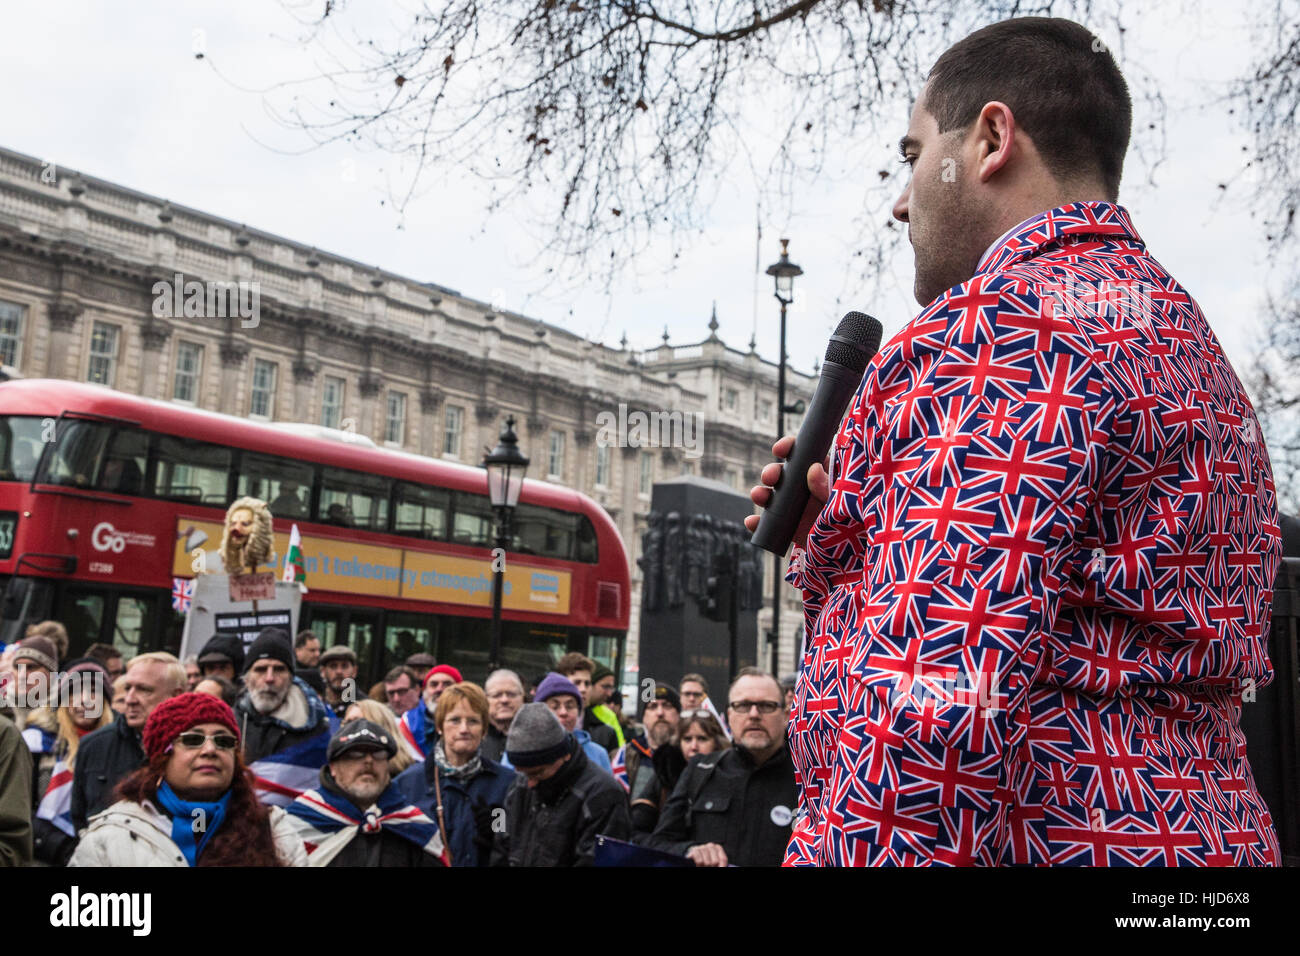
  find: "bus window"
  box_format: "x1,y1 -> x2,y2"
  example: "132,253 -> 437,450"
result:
305,607 -> 342,647
0,416 -> 47,482
348,616 -> 377,678
58,588 -> 106,652
575,516 -> 598,563
112,595 -> 152,655
154,435 -> 233,505
382,612 -> 437,674
98,427 -> 148,495
513,503 -> 584,559
36,419 -> 112,488
393,482 -> 449,540
450,491 -> 493,547
319,468 -> 390,532
238,452 -> 313,519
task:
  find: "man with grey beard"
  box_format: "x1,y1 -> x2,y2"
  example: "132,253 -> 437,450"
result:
614,683 -> 682,835
285,720 -> 446,867
233,628 -> 335,807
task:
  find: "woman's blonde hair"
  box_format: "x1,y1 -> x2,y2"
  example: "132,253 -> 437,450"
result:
55,702 -> 112,769
343,698 -> 418,775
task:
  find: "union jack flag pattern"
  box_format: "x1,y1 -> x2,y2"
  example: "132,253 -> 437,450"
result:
785,202 -> 1282,866
171,577 -> 194,613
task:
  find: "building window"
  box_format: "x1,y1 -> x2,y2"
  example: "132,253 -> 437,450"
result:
759,398 -> 773,422
723,387 -> 739,411
639,451 -> 653,495
0,301 -> 24,368
594,443 -> 610,487
87,322 -> 119,386
443,405 -> 464,457
727,466 -> 743,490
548,431 -> 566,479
250,359 -> 276,418
321,375 -> 345,429
385,391 -> 407,445
172,341 -> 203,404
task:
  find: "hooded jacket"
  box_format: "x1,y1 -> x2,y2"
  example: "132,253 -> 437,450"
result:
70,711 -> 145,832
394,749 -> 513,867
67,798 -> 307,867
490,740 -> 631,867
234,676 -> 336,806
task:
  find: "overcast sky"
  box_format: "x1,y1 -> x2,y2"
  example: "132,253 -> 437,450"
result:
0,1 -> 1272,383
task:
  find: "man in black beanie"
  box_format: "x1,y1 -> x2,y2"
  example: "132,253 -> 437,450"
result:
234,627 -> 336,807
490,703 -> 630,866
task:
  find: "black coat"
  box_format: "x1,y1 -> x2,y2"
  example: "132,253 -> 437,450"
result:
582,710 -> 618,753
70,712 -> 144,833
642,743 -> 798,867
480,724 -> 508,764
490,743 -> 631,867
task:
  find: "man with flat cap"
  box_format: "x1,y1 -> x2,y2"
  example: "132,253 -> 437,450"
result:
317,644 -> 358,719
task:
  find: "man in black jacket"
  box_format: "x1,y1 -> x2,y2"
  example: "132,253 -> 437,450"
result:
491,703 -> 630,866
643,668 -> 797,867
70,652 -> 185,832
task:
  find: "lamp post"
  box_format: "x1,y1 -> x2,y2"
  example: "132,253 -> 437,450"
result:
765,238 -> 803,676
483,416 -> 529,673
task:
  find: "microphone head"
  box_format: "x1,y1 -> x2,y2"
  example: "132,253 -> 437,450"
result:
825,311 -> 883,374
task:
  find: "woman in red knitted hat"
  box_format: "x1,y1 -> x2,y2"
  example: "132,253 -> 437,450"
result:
68,693 -> 306,867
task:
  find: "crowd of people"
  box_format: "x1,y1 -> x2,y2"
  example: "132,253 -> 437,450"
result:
0,622 -> 800,867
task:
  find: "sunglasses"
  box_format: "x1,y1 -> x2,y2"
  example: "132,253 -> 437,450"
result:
175,731 -> 239,751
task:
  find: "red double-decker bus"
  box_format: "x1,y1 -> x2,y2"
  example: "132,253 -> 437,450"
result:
0,380 -> 629,685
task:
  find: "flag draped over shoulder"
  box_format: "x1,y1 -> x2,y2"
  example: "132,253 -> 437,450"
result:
285,783 -> 447,864
249,729 -> 333,807
37,755 -> 75,837
399,706 -> 427,759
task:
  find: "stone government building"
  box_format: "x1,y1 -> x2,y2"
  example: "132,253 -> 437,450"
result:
0,144 -> 815,676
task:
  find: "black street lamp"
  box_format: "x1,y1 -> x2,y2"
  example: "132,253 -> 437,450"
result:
764,238 -> 803,676
483,416 -> 529,672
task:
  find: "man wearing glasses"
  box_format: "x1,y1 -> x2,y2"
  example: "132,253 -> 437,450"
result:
286,719 -> 447,867
480,669 -> 525,763
643,668 -> 797,867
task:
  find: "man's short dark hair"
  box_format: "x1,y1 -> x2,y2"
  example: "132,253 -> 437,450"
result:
555,652 -> 595,676
729,666 -> 782,699
679,673 -> 709,694
384,665 -> 419,686
294,630 -> 319,650
924,17 -> 1131,198
85,643 -> 121,665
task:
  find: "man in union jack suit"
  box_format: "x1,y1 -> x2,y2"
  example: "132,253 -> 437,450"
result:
748,16 -> 1282,865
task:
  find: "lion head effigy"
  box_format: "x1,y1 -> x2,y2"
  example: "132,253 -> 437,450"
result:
220,497 -> 274,574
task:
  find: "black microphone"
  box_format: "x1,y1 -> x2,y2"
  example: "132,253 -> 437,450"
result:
750,311 -> 883,556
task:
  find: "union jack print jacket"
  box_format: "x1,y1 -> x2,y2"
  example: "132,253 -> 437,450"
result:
785,202 -> 1282,866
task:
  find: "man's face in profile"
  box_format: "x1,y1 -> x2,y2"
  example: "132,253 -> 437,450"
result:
892,90 -> 985,307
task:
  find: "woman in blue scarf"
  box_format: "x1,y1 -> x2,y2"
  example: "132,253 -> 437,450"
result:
69,693 -> 306,867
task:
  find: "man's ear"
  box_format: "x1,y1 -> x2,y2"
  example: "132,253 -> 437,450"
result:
973,101 -> 1016,183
